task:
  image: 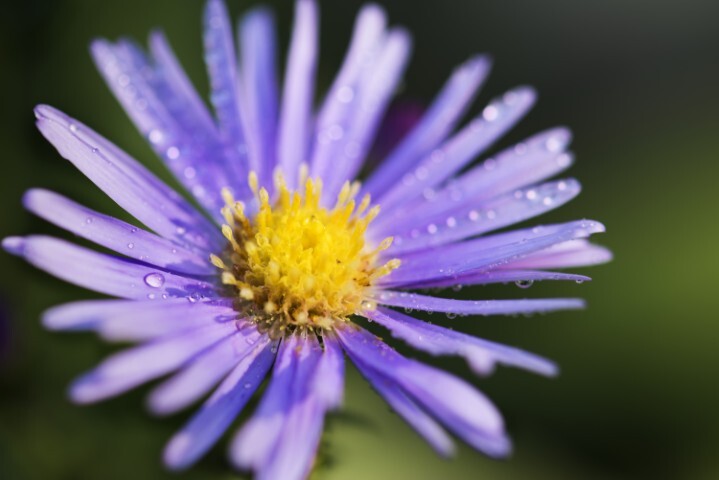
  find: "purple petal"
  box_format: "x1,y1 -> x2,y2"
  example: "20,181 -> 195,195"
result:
313,332 -> 345,410
148,325 -> 269,415
373,291 -> 584,316
238,6 -> 279,181
405,269 -> 591,289
320,28 -> 413,202
310,4 -> 387,187
362,55 -> 492,199
507,240 -> 613,269
375,178 -> 581,251
91,39 -> 237,215
230,336 -> 298,470
349,348 -> 455,456
336,324 -> 511,457
147,30 -> 252,202
148,31 -> 218,141
97,303 -> 238,342
163,340 -> 276,470
277,0 -> 318,189
378,127 -> 573,225
364,307 -> 557,377
3,236 -> 217,300
69,321 -> 237,403
376,86 -> 536,210
23,189 -> 213,276
41,297 -> 234,338
380,220 -> 605,287
256,335 -> 326,480
33,105 -> 222,251
203,0 -> 253,191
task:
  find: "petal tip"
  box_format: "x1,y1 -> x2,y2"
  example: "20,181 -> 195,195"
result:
2,236 -> 26,256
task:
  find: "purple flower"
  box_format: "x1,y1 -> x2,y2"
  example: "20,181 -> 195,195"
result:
3,0 -> 610,478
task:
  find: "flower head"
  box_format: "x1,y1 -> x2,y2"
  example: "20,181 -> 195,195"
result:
3,0 -> 610,478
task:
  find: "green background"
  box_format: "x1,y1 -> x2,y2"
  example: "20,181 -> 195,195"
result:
1,0 -> 718,479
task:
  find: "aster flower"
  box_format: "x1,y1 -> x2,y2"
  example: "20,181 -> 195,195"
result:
3,0 -> 610,478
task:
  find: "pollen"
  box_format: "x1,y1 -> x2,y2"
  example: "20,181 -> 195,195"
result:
212,171 -> 400,338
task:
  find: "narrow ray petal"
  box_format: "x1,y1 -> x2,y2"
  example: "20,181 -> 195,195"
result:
506,240 -> 613,269
163,341 -> 276,470
238,7 -> 279,180
34,105 -> 222,251
377,86 -> 536,210
377,178 -> 581,250
277,0 -> 318,188
320,28 -> 413,201
148,31 -> 252,202
405,269 -> 591,289
350,351 -> 455,456
203,0 -> 252,187
3,236 -> 217,300
69,321 -> 236,403
336,324 -> 511,457
41,298 -> 233,332
362,55 -> 492,199
257,336 -> 326,480
230,336 -> 298,470
378,127 -> 573,225
373,292 -> 584,316
310,4 -> 387,187
313,332 -> 345,410
91,39 -> 236,214
365,307 -> 557,377
148,325 -> 269,415
23,189 -> 213,276
381,220 -> 604,286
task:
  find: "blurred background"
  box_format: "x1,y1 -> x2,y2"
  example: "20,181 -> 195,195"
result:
1,0 -> 718,479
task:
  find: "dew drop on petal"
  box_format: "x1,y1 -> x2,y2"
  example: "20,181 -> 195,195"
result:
143,273 -> 165,288
515,280 -> 534,289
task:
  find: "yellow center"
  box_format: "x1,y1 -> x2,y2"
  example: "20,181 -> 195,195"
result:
211,171 -> 400,338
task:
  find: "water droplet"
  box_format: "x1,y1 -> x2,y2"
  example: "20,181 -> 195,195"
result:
546,136 -> 563,152
69,123 -> 78,133
337,86 -> 354,103
515,280 -> 534,289
176,226 -> 187,235
426,224 -> 438,235
446,216 -> 457,228
327,124 -> 344,141
270,345 -> 278,354
166,146 -> 180,159
468,210 -> 480,221
161,294 -> 168,299
184,167 -> 196,179
446,312 -> 457,319
127,243 -> 134,249
148,129 -> 163,144
482,105 -> 499,121
451,284 -> 463,292
85,217 -> 93,224
514,143 -> 527,155
575,279 -> 585,284
147,293 -> 156,300
143,272 -> 165,288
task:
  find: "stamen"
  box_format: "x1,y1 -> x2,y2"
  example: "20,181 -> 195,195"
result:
210,170 -> 400,337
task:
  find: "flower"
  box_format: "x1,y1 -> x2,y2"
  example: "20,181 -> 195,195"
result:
3,0 -> 610,478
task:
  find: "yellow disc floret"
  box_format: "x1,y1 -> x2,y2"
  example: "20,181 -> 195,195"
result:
211,170 -> 400,338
